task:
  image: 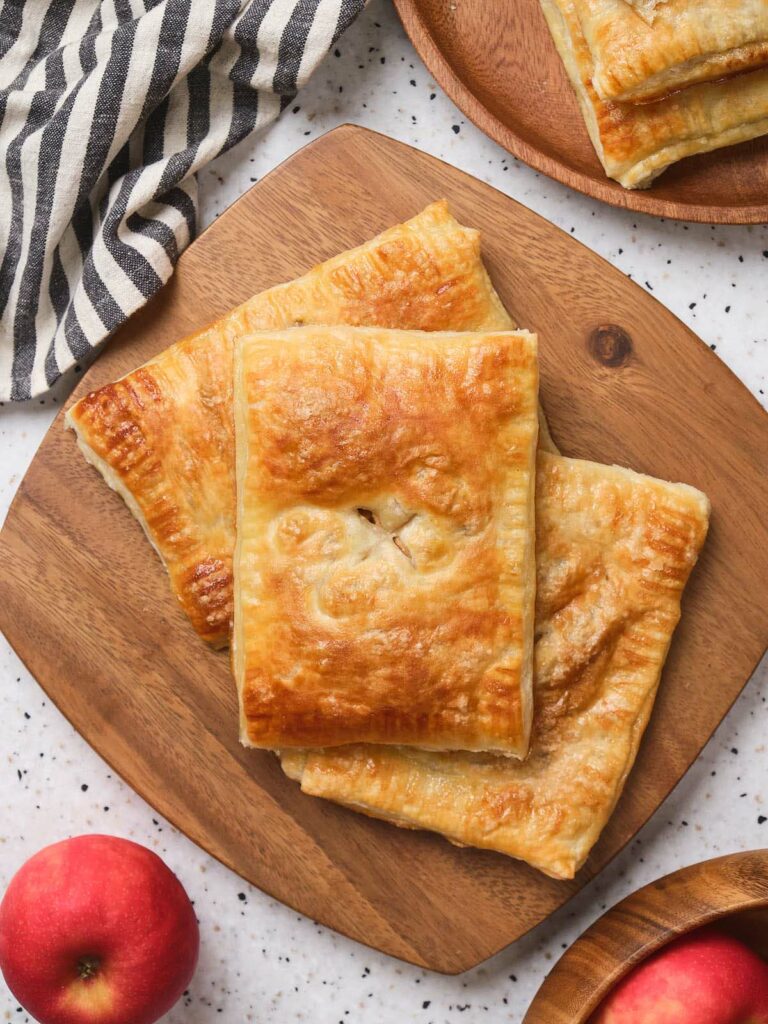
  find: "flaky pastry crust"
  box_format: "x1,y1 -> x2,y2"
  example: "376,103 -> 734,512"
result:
280,452 -> 709,878
234,326 -> 539,755
540,0 -> 768,187
575,0 -> 768,104
67,202 -> 552,646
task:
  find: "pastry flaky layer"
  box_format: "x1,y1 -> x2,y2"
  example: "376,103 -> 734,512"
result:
66,201 -> 557,648
540,0 -> 768,188
625,0 -> 667,24
281,452 -> 710,879
575,0 -> 768,104
233,326 -> 539,756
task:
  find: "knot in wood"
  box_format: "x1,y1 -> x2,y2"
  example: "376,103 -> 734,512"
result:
588,325 -> 633,368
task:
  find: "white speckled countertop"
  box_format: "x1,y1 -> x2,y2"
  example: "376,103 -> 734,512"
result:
1,2 -> 766,1021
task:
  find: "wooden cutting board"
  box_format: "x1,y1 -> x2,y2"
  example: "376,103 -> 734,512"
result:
1,125 -> 766,974
394,0 -> 768,224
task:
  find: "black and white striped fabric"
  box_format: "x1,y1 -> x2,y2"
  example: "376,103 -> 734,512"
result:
0,0 -> 366,401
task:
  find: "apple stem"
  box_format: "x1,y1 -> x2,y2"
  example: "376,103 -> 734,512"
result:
77,956 -> 101,981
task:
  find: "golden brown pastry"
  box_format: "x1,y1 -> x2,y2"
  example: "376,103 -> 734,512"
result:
67,202 -> 555,647
281,452 -> 710,879
540,0 -> 768,187
575,0 -> 768,104
233,326 -> 539,755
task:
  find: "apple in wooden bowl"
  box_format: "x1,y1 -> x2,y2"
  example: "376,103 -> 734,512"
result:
523,850 -> 768,1024
592,926 -> 768,1023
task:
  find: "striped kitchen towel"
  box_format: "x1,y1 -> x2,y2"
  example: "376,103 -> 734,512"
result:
0,0 -> 367,401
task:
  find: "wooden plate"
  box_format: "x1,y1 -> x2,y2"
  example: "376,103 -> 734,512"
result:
523,849 -> 768,1022
1,125 -> 767,974
394,0 -> 768,223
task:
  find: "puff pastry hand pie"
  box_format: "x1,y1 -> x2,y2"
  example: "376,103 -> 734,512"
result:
233,326 -> 539,755
575,0 -> 768,104
281,452 -> 710,879
540,0 -> 768,187
67,202 -> 555,647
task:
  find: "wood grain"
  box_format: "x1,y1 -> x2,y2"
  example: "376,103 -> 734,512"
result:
523,850 -> 768,1022
394,0 -> 768,223
0,126 -> 767,973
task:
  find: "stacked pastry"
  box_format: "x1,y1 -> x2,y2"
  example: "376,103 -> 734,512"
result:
66,202 -> 710,880
539,0 -> 768,187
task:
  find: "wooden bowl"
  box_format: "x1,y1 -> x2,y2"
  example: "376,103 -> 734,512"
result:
524,850 -> 768,1023
394,0 -> 768,224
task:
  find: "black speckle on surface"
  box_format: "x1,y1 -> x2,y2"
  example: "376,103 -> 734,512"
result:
81,783 -> 88,791
731,747 -> 739,754
452,124 -> 460,134
759,816 -> 767,825
238,892 -> 246,902
422,1001 -> 431,1009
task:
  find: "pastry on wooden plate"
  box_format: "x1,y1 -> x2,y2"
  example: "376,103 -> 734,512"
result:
574,0 -> 768,104
540,0 -> 768,187
66,202 -> 555,648
281,452 -> 710,879
233,325 -> 539,755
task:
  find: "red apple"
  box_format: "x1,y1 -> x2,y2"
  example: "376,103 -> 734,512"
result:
593,926 -> 768,1024
0,835 -> 199,1024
